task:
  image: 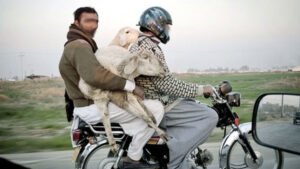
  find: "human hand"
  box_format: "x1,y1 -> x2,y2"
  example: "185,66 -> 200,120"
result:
133,85 -> 144,99
203,85 -> 214,98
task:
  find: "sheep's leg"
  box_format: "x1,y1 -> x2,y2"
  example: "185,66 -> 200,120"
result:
94,99 -> 118,154
108,91 -> 169,142
125,94 -> 170,143
78,78 -> 103,100
136,97 -> 157,124
127,103 -> 169,142
78,79 -> 92,98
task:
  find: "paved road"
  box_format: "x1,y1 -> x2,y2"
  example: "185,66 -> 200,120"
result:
1,142 -> 300,169
257,120 -> 300,152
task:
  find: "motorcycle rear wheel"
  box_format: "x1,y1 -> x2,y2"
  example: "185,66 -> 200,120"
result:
82,143 -> 119,169
226,133 -> 283,169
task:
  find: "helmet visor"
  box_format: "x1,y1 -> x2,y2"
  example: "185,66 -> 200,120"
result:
162,24 -> 171,43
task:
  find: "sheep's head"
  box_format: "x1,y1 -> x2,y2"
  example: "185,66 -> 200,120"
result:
110,27 -> 140,49
124,51 -> 166,78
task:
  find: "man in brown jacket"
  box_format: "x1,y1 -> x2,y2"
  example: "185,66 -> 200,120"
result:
59,7 -> 143,107
59,7 -> 161,169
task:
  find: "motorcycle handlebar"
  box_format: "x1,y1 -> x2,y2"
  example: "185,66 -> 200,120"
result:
204,86 -> 221,100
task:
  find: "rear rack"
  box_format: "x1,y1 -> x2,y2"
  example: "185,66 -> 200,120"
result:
87,124 -> 126,141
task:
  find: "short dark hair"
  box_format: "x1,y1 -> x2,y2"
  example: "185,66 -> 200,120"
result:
74,7 -> 98,22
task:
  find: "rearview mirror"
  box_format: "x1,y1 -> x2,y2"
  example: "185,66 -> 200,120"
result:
252,93 -> 300,155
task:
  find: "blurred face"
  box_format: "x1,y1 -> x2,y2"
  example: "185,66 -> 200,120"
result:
75,12 -> 98,37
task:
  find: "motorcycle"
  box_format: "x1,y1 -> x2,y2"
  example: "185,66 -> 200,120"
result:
72,81 -> 283,169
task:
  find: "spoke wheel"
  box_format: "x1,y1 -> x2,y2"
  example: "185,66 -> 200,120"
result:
227,133 -> 282,169
83,143 -> 119,169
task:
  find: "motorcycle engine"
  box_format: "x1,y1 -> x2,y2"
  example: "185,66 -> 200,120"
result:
191,148 -> 213,168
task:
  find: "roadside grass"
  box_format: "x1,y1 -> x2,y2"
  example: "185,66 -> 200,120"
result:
176,72 -> 300,123
0,72 -> 299,153
176,72 -> 300,142
0,131 -> 70,154
0,78 -> 71,154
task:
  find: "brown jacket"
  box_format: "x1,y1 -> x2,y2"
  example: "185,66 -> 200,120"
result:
59,39 -> 126,107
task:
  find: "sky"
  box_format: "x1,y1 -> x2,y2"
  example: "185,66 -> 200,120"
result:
261,95 -> 300,108
0,0 -> 299,79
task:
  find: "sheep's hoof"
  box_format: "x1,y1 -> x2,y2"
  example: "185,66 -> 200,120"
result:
151,116 -> 157,124
160,133 -> 170,143
110,144 -> 119,154
156,129 -> 170,143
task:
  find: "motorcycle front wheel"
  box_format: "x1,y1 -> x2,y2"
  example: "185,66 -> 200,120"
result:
82,143 -> 119,169
226,133 -> 283,169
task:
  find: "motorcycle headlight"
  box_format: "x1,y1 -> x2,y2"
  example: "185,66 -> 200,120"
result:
226,92 -> 241,107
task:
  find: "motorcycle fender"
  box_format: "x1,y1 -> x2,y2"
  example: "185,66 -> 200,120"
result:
75,138 -> 108,169
219,122 -> 252,169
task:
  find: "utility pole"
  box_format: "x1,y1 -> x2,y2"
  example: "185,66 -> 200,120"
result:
281,94 -> 284,118
18,53 -> 24,81
299,96 -> 300,112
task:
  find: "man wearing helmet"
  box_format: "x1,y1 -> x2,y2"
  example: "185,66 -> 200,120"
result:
128,7 -> 219,169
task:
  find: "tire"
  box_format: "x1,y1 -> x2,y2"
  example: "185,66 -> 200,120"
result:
226,133 -> 283,169
82,143 -> 120,169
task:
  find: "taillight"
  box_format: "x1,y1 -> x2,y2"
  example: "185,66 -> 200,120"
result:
234,118 -> 240,126
72,129 -> 81,142
232,112 -> 240,126
147,136 -> 160,145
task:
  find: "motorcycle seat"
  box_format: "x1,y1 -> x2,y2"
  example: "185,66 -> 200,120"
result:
78,118 -> 124,132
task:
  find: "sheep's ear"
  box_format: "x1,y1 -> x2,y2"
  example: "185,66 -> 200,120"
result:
124,56 -> 138,75
119,33 -> 127,47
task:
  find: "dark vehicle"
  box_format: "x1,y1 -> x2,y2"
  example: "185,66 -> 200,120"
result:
293,112 -> 300,125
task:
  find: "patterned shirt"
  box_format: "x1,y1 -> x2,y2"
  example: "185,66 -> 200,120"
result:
129,34 -> 199,107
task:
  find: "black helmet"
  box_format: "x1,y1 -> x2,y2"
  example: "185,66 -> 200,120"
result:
138,6 -> 172,44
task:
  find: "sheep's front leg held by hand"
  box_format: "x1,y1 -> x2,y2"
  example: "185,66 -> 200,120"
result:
78,78 -> 92,98
125,93 -> 170,143
94,98 -> 118,154
108,91 -> 168,142
136,97 -> 157,124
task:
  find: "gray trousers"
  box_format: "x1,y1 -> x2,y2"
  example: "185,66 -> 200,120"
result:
159,99 -> 218,169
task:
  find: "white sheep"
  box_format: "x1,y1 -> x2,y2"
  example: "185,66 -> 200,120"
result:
78,27 -> 169,153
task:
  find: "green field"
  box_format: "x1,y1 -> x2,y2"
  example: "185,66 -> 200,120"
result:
0,72 -> 299,153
